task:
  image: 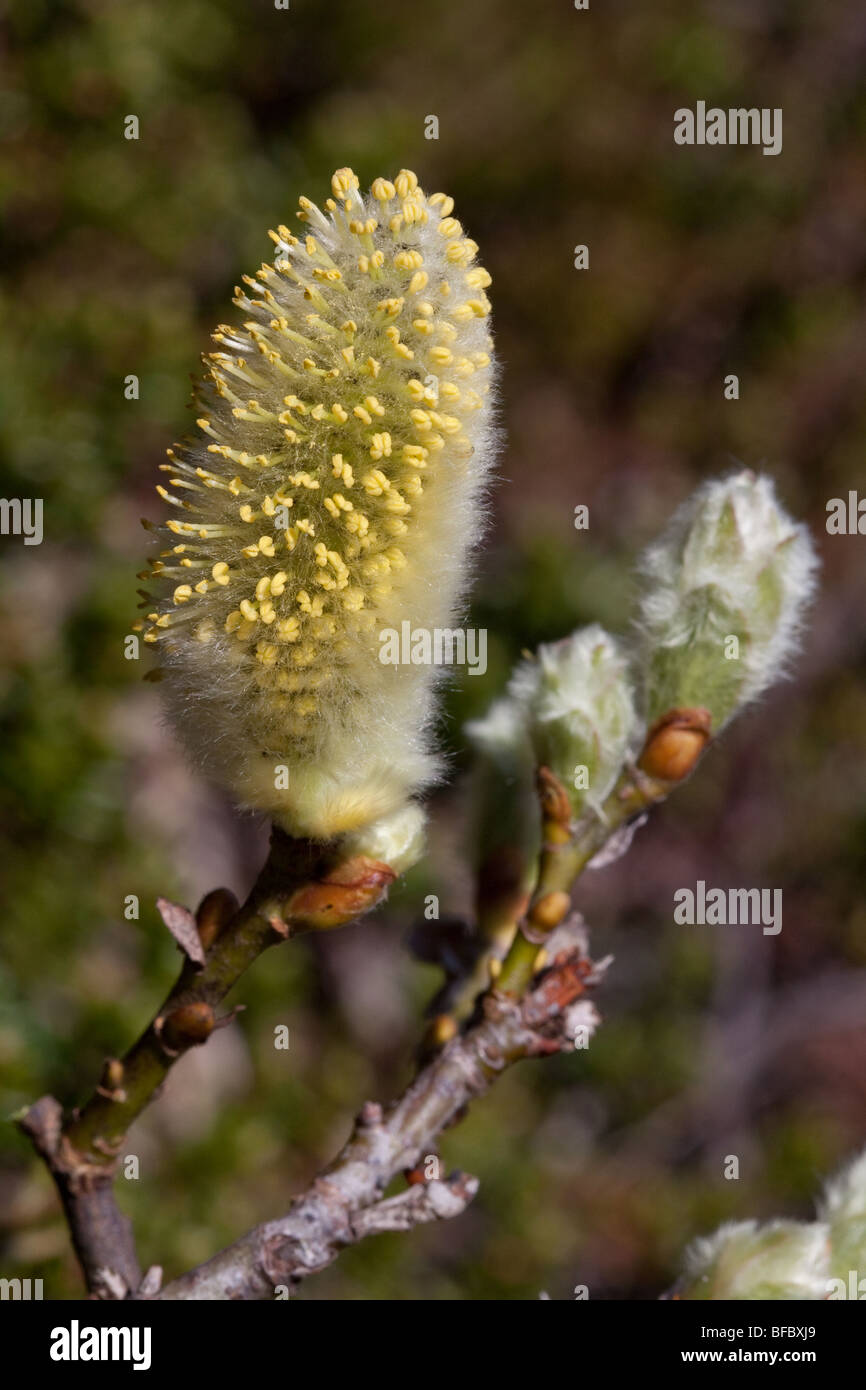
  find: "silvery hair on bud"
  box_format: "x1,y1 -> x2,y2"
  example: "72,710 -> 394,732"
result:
636,470 -> 818,721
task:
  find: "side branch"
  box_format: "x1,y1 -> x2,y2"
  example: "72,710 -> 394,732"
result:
17,826 -> 397,1296
154,919 -> 605,1300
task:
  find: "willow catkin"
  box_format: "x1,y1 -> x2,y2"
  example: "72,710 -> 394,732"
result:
139,168 -> 497,839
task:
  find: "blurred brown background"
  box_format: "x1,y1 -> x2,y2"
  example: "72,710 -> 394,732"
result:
1,0 -> 865,1299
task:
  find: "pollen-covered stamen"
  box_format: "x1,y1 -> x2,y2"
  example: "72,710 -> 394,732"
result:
143,166 -> 495,836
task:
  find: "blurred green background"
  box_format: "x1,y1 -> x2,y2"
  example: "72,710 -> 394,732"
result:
2,0 -> 866,1300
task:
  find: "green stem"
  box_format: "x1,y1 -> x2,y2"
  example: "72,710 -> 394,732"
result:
64,830 -> 387,1166
496,769 -> 666,995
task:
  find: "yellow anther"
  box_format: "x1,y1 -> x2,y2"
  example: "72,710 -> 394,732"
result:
362,470 -> 389,495
364,395 -> 385,416
240,599 -> 258,622
395,169 -> 419,197
173,585 -> 192,604
446,240 -> 475,265
371,177 -> 396,201
353,406 -> 373,425
255,576 -> 271,601
331,167 -> 359,198
402,444 -> 429,465
395,249 -> 424,271
429,193 -> 455,216
466,267 -> 492,289
369,432 -> 392,459
225,610 -> 243,633
384,492 -> 411,515
270,570 -> 288,596
438,217 -> 462,239
258,535 -> 276,557
408,271 -> 429,295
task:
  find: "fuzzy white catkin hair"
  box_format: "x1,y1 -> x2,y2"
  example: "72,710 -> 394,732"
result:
818,1147 -> 866,1280
138,168 -> 497,839
680,1219 -> 831,1301
506,625 -> 639,816
636,471 -> 818,731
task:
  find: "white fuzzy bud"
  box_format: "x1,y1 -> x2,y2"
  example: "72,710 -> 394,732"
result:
636,471 -> 818,731
340,802 -> 426,876
679,1219 -> 830,1301
507,625 -> 639,816
819,1148 -> 866,1282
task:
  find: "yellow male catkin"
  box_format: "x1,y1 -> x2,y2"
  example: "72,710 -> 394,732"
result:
138,168 -> 496,839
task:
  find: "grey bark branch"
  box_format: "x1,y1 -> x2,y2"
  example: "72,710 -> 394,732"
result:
17,1095 -> 142,1298
153,918 -> 605,1300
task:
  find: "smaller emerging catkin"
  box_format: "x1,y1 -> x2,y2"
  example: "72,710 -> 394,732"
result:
818,1148 -> 866,1283
636,471 -> 818,732
678,1220 -> 831,1301
506,625 -> 639,819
